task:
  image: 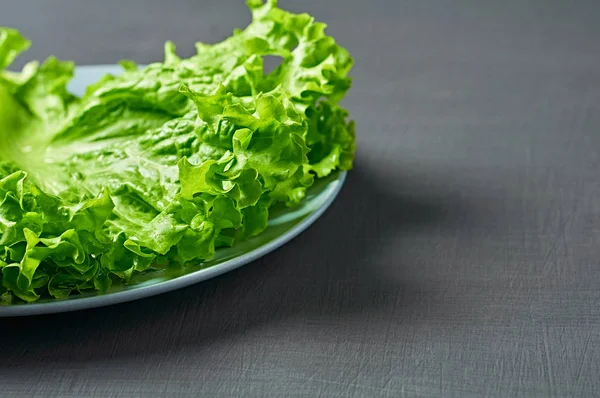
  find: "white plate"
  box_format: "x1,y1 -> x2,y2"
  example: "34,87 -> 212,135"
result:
0,65 -> 346,317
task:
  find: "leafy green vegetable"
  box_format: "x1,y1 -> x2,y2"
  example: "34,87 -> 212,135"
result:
0,0 -> 355,303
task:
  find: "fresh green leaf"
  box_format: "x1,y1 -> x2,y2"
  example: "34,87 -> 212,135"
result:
0,0 -> 355,302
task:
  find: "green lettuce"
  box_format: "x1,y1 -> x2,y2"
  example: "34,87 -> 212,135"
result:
0,0 -> 355,303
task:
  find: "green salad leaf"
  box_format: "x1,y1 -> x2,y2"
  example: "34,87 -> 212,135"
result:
0,0 -> 355,303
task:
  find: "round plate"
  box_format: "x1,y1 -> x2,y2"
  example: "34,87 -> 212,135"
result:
0,65 -> 347,317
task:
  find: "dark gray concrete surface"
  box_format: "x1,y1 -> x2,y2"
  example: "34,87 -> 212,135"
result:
1,0 -> 599,396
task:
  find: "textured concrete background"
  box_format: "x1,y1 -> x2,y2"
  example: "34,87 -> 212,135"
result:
1,0 -> 600,396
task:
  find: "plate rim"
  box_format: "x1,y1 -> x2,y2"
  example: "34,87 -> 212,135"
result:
0,65 -> 347,317
0,172 -> 345,317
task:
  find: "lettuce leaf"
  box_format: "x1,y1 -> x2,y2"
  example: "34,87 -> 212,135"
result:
0,0 -> 355,302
